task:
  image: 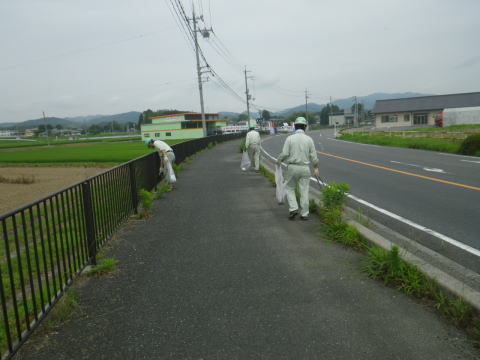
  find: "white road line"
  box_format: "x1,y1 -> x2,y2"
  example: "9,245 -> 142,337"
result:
390,160 -> 446,173
391,160 -> 421,168
260,146 -> 480,259
461,160 -> 480,164
328,138 -> 381,147
348,194 -> 480,258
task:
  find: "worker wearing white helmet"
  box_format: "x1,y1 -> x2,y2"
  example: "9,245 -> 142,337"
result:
276,117 -> 319,220
245,125 -> 261,171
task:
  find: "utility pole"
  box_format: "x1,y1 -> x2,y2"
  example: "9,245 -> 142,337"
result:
43,111 -> 50,146
329,96 -> 332,126
191,6 -> 211,137
304,89 -> 310,123
244,66 -> 251,122
354,96 -> 358,127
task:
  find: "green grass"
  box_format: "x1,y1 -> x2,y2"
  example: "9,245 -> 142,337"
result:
339,133 -> 461,153
138,189 -> 154,219
407,124 -> 480,132
86,258 -> 118,277
45,289 -> 79,329
0,136 -> 141,149
0,140 -> 185,165
259,165 -> 275,186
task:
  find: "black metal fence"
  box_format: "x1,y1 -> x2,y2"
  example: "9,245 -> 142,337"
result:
0,133 -> 243,359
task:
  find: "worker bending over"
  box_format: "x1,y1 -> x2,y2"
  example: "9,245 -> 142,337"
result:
147,139 -> 175,175
277,117 -> 319,220
245,126 -> 261,171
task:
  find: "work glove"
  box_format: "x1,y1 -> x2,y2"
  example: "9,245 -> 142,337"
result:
313,168 -> 319,177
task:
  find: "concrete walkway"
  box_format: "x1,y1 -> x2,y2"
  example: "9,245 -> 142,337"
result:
16,139 -> 478,359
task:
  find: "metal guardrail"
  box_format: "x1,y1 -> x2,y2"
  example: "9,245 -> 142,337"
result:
0,133 -> 243,359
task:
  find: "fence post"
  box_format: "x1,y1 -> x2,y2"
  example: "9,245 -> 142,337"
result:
152,153 -> 158,191
129,162 -> 138,214
82,181 -> 97,265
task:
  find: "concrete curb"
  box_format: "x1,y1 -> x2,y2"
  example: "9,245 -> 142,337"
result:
260,150 -> 480,312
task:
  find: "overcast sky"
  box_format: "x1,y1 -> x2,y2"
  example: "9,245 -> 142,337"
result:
1,0 -> 479,122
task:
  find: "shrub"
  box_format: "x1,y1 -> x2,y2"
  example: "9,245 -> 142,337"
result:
458,134 -> 480,156
321,183 -> 349,210
138,189 -> 153,218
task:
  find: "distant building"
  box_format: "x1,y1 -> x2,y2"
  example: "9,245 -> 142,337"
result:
0,130 -> 16,137
24,129 -> 36,137
141,113 -> 228,140
373,92 -> 480,128
329,113 -> 354,126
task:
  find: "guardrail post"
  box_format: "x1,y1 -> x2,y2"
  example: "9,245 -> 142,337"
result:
129,162 -> 138,214
82,181 -> 97,265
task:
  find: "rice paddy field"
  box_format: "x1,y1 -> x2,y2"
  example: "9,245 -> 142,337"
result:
0,139 -> 185,165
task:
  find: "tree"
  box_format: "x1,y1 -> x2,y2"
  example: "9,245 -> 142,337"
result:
55,124 -> 63,130
351,103 -> 367,123
233,113 -> 249,123
87,124 -> 102,135
46,124 -> 53,131
38,124 -> 46,133
261,110 -> 271,121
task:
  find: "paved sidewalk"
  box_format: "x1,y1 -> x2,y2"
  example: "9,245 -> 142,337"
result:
16,140 -> 478,359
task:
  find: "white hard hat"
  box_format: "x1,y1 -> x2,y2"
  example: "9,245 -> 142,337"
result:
294,117 -> 307,125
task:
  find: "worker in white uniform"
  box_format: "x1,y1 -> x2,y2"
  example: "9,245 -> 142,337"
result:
147,139 -> 175,175
277,117 -> 319,220
245,126 -> 261,171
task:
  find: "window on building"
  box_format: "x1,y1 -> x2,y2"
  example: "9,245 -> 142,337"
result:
413,113 -> 428,125
144,133 -> 150,138
404,114 -> 410,122
166,132 -> 171,136
381,115 -> 398,123
155,133 -> 160,137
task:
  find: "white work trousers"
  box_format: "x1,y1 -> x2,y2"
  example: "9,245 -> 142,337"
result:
160,151 -> 175,175
247,144 -> 260,170
284,164 -> 311,217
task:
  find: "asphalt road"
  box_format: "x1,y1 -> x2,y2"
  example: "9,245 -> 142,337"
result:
262,129 -> 480,252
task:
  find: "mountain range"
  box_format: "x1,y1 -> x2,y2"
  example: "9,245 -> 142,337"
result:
0,112 -> 141,129
0,92 -> 431,128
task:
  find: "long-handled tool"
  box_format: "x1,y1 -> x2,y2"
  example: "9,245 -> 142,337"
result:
315,174 -> 327,188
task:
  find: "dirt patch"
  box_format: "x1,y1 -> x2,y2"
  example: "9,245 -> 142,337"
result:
0,167 -> 107,215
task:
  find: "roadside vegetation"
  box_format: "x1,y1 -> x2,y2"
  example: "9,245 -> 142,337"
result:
407,124 -> 480,132
339,133 -> 461,153
338,125 -> 480,156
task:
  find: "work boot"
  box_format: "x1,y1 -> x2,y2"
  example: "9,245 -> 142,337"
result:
289,210 -> 298,220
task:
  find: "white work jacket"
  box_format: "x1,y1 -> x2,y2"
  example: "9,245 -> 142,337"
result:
153,140 -> 173,153
277,129 -> 318,166
245,130 -> 261,148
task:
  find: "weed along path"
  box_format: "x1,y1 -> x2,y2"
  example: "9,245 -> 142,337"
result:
0,166 -> 106,215
14,140 -> 479,359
